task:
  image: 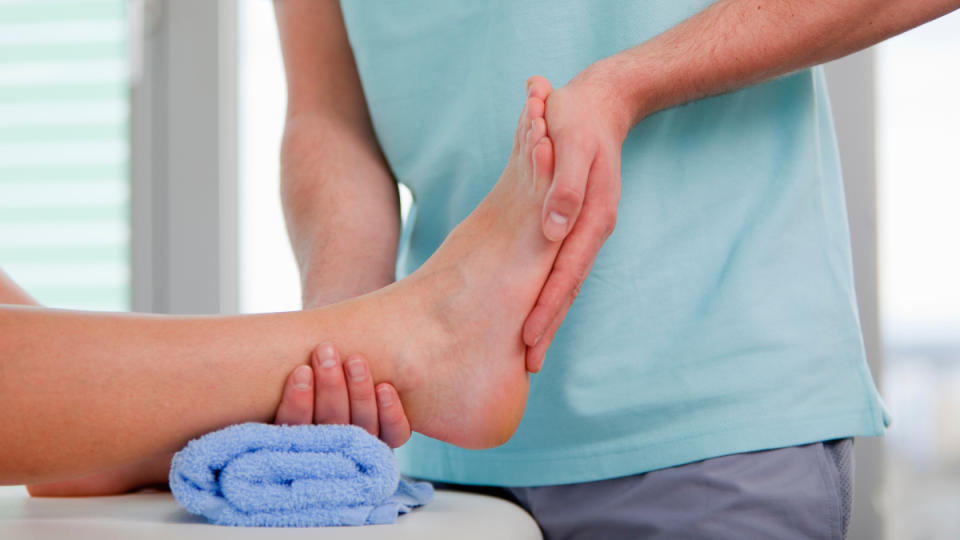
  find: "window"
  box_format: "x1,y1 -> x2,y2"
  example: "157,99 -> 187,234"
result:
877,11 -> 960,540
0,0 -> 129,311
237,0 -> 298,313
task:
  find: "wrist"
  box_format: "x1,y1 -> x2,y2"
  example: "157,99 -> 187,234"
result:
583,54 -> 659,137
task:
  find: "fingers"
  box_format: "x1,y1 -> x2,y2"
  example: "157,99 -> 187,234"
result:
542,136 -> 592,241
274,364 -> 316,425
313,343 -> 350,425
277,343 -> 410,447
523,165 -> 619,371
375,383 -> 412,448
344,354 -> 379,437
311,344 -> 411,447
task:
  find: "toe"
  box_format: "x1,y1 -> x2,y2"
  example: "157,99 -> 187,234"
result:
526,75 -> 553,100
518,97 -> 543,145
514,99 -> 529,147
526,96 -> 544,121
527,117 -> 546,147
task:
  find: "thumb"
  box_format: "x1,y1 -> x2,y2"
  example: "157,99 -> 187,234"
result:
543,138 -> 591,241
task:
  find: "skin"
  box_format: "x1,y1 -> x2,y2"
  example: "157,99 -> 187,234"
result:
3,270 -> 410,495
0,76 -> 556,486
275,0 -> 402,310
276,0 -> 960,402
273,0 -> 416,454
21,0 -> 955,495
273,0 -> 553,445
276,0 -> 960,442
522,0 -> 960,371
24,345 -> 406,497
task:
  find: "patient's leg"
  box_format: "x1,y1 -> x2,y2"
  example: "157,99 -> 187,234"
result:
25,346 -> 406,496
0,77 -> 556,484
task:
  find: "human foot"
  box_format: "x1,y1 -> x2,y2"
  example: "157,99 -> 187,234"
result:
372,77 -> 557,449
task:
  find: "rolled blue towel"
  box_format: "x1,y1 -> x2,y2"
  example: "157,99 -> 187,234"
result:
169,423 -> 433,527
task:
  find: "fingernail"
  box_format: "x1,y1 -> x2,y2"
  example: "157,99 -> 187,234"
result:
376,386 -> 394,407
293,365 -> 312,390
317,342 -> 337,369
533,332 -> 543,346
545,212 -> 569,240
347,358 -> 367,382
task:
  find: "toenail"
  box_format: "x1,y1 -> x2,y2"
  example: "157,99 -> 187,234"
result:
347,359 -> 367,382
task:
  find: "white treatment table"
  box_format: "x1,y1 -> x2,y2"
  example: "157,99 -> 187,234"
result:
0,486 -> 542,540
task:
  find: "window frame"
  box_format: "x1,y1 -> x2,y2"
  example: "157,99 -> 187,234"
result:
130,0 -> 237,315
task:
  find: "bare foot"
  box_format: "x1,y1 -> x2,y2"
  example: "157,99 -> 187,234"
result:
370,77 -> 557,449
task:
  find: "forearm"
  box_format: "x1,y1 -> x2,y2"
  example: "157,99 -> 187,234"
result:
281,114 -> 401,307
599,0 -> 960,129
0,294 -> 408,484
276,0 -> 400,308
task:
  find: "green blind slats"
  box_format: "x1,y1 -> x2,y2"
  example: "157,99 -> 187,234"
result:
0,1 -> 128,311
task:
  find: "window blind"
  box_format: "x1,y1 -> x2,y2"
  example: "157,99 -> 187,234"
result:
0,0 -> 128,311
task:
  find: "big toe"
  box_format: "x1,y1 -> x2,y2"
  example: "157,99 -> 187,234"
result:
526,75 -> 553,101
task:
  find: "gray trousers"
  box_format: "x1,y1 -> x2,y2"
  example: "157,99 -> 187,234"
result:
435,439 -> 854,540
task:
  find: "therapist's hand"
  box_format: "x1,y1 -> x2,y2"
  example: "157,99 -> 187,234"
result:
275,343 -> 412,449
522,70 -> 630,373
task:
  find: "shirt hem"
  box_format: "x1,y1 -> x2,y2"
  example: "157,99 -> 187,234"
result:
399,410 -> 885,487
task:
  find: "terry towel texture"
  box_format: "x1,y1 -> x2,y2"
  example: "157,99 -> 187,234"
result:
169,423 -> 433,527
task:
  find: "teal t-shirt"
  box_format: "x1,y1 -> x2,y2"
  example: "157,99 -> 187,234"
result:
340,0 -> 889,486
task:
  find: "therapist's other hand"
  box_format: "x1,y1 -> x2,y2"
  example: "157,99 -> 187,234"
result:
522,71 -> 628,373
276,342 -> 412,449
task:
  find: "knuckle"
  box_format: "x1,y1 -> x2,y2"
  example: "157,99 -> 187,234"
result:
383,407 -> 406,426
319,372 -> 345,389
550,273 -> 582,306
568,279 -> 583,303
296,401 -> 313,417
552,184 -> 585,208
348,381 -> 375,401
600,209 -> 618,239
